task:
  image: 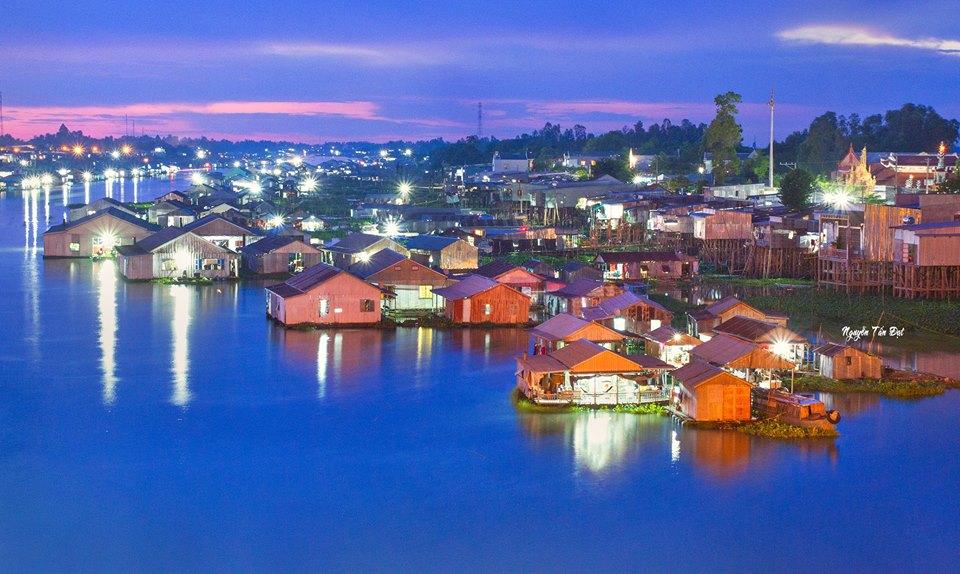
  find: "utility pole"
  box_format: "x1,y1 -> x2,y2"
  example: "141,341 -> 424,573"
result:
477,102 -> 483,139
0,88 -> 5,137
768,90 -> 775,188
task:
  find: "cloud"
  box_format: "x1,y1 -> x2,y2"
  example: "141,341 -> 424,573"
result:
778,25 -> 960,56
258,42 -> 446,65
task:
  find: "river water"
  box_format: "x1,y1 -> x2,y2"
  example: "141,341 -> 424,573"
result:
0,179 -> 958,571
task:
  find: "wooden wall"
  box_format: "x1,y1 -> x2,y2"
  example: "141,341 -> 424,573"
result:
271,273 -> 382,326
680,376 -> 751,422
698,211 -> 754,241
43,216 -> 156,258
821,349 -> 882,380
445,284 -> 530,324
864,204 -> 921,262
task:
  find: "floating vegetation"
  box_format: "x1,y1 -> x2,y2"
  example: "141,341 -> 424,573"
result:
736,419 -> 839,439
511,389 -> 666,415
794,375 -> 945,398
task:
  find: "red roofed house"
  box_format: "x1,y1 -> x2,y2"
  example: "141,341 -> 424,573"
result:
265,263 -> 384,327
580,291 -> 673,334
432,274 -> 530,325
712,315 -> 808,365
516,338 -> 673,405
475,259 -> 546,299
543,278 -> 623,317
529,313 -> 625,353
671,361 -> 752,422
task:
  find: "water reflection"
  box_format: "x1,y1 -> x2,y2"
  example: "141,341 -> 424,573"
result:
676,428 -> 752,479
97,260 -> 119,404
276,329 -> 384,399
518,411 -> 665,474
170,285 -> 193,406
818,392 -> 880,417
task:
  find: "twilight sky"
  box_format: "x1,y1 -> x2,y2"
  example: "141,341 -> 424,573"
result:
2,0 -> 958,143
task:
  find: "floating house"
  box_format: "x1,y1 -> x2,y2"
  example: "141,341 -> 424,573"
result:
475,259 -> 545,298
711,316 -> 807,365
323,232 -> 410,269
432,274 -> 530,325
182,214 -> 263,252
67,197 -> 139,222
403,235 -> 478,272
814,343 -> 882,380
43,208 -> 160,258
594,251 -> 698,281
240,235 -> 323,275
516,339 -> 673,406
560,260 -> 602,283
580,291 -> 673,334
671,361 -> 752,422
148,199 -> 197,227
642,325 -> 702,367
543,278 -> 623,317
689,333 -> 796,386
348,248 -> 452,312
265,263 -> 384,327
529,313 -> 625,353
115,227 -> 240,280
687,296 -> 787,339
892,220 -> 960,299
155,190 -> 190,204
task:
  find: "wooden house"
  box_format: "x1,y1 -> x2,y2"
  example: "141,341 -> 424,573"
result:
516,339 -> 673,406
522,259 -> 557,279
892,220 -> 960,298
240,235 -> 323,275
711,316 -> 807,365
403,235 -> 478,271
67,197 -> 139,222
43,208 -> 160,258
265,263 -> 384,327
543,278 -> 623,317
642,325 -> 701,367
155,190 -> 190,204
671,361 -> 752,422
182,214 -> 263,252
432,274 -> 530,325
348,248 -> 452,312
560,260 -> 602,284
692,209 -> 754,240
594,251 -> 698,281
148,199 -> 197,227
323,232 -> 410,269
115,227 -> 240,280
687,296 -> 786,339
475,259 -> 545,299
529,313 -> 625,353
580,291 -> 673,334
689,333 -> 795,386
815,343 -> 882,380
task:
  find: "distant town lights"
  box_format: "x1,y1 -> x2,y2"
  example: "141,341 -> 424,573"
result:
120,144 -> 133,155
382,216 -> 402,237
379,149 -> 389,158
40,173 -> 54,186
267,215 -> 285,229
82,171 -> 93,182
299,175 -> 318,193
196,149 -> 207,160
397,181 -> 412,198
191,172 -> 206,186
104,169 -> 119,179
110,150 -> 121,159
72,144 -> 85,157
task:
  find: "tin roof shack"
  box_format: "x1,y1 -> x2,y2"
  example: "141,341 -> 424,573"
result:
543,278 -> 623,317
432,274 -> 531,325
67,197 -> 139,222
476,259 -> 546,299
44,208 -> 160,258
671,361 -> 752,422
530,313 -> 626,353
712,316 -> 807,366
516,339 -> 673,406
643,325 -> 702,367
183,214 -> 263,252
115,227 -> 239,280
892,220 -> 960,298
240,235 -> 323,276
148,199 -> 198,228
348,249 -> 452,313
403,235 -> 478,272
689,333 -> 795,387
560,260 -> 602,284
594,251 -> 698,281
265,263 -> 384,327
155,190 -> 190,204
815,343 -> 882,380
686,296 -> 787,339
580,291 -> 673,335
323,232 -> 410,269
692,209 -> 754,240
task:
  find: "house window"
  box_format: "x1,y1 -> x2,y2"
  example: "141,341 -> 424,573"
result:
845,356 -> 852,366
360,299 -> 375,312
484,303 -> 492,315
418,285 -> 432,299
661,264 -> 671,273
69,242 -> 80,253
70,234 -> 81,252
161,259 -> 177,271
319,299 -> 329,317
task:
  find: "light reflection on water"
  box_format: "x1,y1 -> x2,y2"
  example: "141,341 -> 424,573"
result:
97,260 -> 119,405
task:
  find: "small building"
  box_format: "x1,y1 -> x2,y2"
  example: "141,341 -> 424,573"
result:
265,263 -> 384,327
712,316 -> 807,365
560,260 -> 602,284
689,333 -> 796,386
580,291 -> 673,334
432,274 -> 530,325
67,197 -> 139,222
692,209 -> 754,240
529,313 -> 625,353
642,325 -> 702,367
155,190 -> 191,204
403,235 -> 479,271
43,208 -> 160,258
594,251 -> 699,281
671,361 -> 752,422
687,296 -> 787,339
240,235 -> 324,275
475,259 -> 545,299
815,343 -> 882,380
115,227 -> 240,280
543,278 -> 623,317
148,199 -> 198,228
182,214 -> 263,252
323,232 -> 410,269
348,248 -> 452,312
516,339 -> 673,405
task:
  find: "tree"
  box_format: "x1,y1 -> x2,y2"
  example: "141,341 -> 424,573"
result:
937,177 -> 960,194
799,112 -> 847,174
702,92 -> 743,185
779,168 -> 815,211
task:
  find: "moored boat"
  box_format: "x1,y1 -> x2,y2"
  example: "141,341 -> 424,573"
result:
752,387 -> 841,430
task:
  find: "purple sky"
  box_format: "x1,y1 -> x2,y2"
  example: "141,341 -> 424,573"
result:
2,0 -> 958,143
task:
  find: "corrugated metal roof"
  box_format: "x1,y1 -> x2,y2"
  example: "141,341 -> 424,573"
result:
672,361 -> 727,387
266,262 -> 343,297
46,207 -> 159,234
550,339 -> 608,368
551,278 -> 604,297
580,291 -> 671,320
530,313 -> 590,340
240,234 -> 315,256
347,248 -> 407,279
402,235 -> 460,250
644,325 -> 701,346
713,316 -> 805,344
431,274 -> 499,300
324,232 -> 388,253
475,259 -> 525,279
184,214 -> 263,237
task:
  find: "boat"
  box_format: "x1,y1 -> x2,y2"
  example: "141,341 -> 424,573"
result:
752,387 -> 841,430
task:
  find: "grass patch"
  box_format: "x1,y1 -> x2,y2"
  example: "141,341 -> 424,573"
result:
794,374 -> 945,398
736,419 -> 839,439
703,274 -> 815,287
155,276 -> 214,286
